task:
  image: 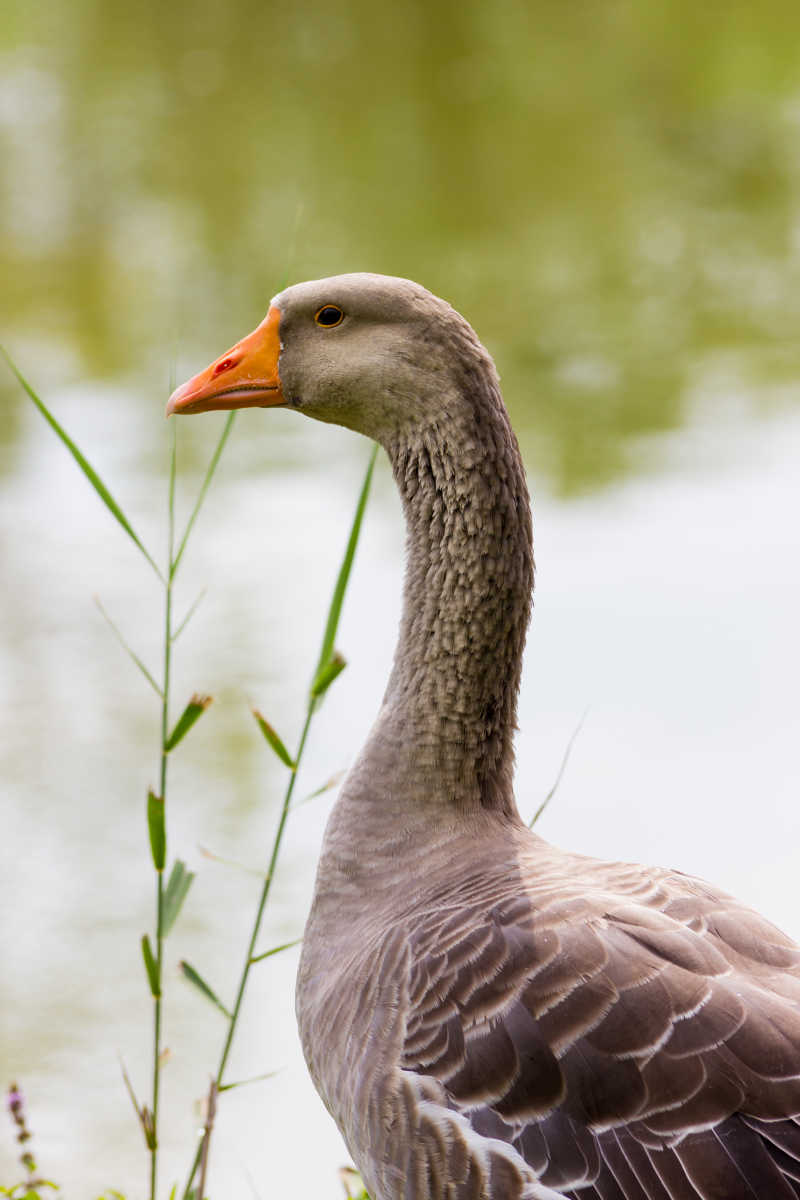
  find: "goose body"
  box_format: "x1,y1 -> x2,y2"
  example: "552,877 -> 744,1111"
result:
169,274 -> 800,1199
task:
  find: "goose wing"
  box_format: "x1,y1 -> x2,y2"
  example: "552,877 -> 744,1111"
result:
398,864 -> 800,1199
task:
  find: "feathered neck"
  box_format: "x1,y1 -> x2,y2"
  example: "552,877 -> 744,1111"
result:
374,353 -> 534,816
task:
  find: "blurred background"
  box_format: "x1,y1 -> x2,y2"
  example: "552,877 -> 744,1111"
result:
1,0 -> 799,1194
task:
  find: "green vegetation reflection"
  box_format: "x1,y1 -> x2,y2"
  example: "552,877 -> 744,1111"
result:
2,0 -> 800,491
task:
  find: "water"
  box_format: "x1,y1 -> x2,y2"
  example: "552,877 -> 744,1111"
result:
1,2 -> 800,1195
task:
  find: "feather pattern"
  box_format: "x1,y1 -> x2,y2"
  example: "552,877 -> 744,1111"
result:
173,272 -> 800,1199
308,839 -> 800,1200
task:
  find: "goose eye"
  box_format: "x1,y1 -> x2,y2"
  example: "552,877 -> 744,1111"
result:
315,304 -> 344,328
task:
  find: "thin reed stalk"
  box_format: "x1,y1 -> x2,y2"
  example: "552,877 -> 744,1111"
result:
182,443 -> 378,1198
3,348 -> 239,1199
148,428 -> 177,1198
4,343 -> 378,1198
147,415 -> 235,1199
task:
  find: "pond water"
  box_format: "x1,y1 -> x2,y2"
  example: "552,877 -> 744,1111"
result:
1,2 -> 800,1197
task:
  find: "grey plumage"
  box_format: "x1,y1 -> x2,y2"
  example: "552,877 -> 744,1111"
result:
172,273 -> 800,1200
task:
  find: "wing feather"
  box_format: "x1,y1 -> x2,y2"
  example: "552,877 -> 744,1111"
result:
396,860 -> 800,1197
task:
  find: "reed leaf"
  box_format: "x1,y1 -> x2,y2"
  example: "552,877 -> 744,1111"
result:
94,596 -> 163,697
179,961 -> 231,1019
172,412 -> 236,578
313,444 -> 378,686
162,860 -> 195,935
181,449 -> 377,1198
165,694 -> 213,752
172,588 -> 207,642
119,1056 -> 152,1150
1,347 -> 163,580
218,1069 -> 279,1093
311,649 -> 347,698
147,791 -> 166,872
252,709 -> 295,769
141,934 -> 161,997
250,936 -> 302,965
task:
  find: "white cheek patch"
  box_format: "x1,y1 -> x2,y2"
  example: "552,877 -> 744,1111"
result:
269,294 -> 284,351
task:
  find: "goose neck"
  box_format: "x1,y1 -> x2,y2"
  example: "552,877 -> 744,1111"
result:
375,389 -> 534,814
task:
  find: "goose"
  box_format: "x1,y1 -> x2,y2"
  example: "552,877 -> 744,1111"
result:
168,273 -> 800,1200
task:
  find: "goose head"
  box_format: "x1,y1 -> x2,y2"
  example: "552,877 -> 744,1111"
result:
167,272 -> 495,445
168,271 -> 533,812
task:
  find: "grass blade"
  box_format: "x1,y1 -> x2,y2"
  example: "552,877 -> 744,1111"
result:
2,346 -> 163,580
141,934 -> 161,997
312,444 -> 378,687
119,1056 -> 154,1150
250,936 -> 302,965
252,709 -> 295,769
141,1106 -> 157,1151
181,451 -> 377,1199
196,1078 -> 218,1200
165,694 -> 213,752
162,860 -> 195,935
180,961 -> 232,1018
198,844 -> 266,878
172,588 -> 208,642
94,596 -> 163,697
292,769 -> 347,810
218,1070 -> 279,1093
311,649 -> 347,698
529,710 -> 588,828
147,791 -> 166,872
172,412 -> 236,578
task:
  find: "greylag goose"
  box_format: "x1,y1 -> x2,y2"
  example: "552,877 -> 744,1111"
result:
168,274 -> 800,1200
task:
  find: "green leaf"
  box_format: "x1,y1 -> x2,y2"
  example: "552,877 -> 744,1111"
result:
162,860 -> 195,935
165,693 -> 213,752
218,1068 -> 278,1093
118,1055 -> 155,1154
179,960 -> 231,1018
141,1105 -> 157,1150
312,444 -> 377,690
147,791 -> 166,871
172,588 -> 207,642
252,709 -> 295,769
119,1056 -> 143,1124
311,649 -> 347,698
1,346 -> 163,580
250,936 -> 302,964
292,769 -> 347,810
94,596 -> 163,696
141,934 -> 160,997
172,411 -> 236,578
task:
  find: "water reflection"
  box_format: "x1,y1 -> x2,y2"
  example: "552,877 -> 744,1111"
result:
3,0 -> 800,487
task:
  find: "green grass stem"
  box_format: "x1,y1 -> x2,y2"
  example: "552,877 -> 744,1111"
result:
182,444 -> 378,1197
9,355 -> 238,1198
171,412 -> 236,578
314,444 -> 378,680
149,428 -> 178,1199
172,589 -> 208,642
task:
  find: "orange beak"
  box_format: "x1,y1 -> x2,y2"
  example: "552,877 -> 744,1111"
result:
166,305 -> 284,416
